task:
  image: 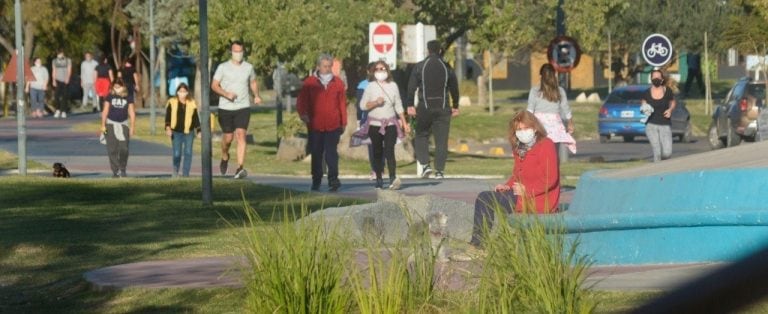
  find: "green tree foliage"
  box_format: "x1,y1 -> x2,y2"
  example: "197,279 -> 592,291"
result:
184,0 -> 407,76
563,0 -> 624,53
125,0 -> 195,48
0,0 -> 112,61
470,0 -> 558,55
720,0 -> 768,54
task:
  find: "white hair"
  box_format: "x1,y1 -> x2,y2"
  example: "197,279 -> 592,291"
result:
316,53 -> 333,66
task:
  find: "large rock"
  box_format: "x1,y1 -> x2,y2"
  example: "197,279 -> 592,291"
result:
276,137 -> 307,161
301,190 -> 474,243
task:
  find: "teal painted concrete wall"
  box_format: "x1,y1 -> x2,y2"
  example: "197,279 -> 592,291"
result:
551,168 -> 768,265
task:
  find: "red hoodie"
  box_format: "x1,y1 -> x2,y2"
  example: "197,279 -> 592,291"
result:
297,75 -> 347,132
505,137 -> 560,213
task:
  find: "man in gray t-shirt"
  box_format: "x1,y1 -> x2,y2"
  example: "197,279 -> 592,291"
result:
52,48 -> 72,118
211,41 -> 262,179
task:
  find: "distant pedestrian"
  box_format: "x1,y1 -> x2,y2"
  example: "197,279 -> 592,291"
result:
164,83 -> 200,177
297,53 -> 347,192
26,57 -> 49,118
359,61 -> 410,190
119,59 -> 140,99
527,63 -> 577,162
683,53 -> 704,96
405,40 -> 460,179
80,52 -> 99,110
51,48 -> 72,118
452,111 -> 560,261
101,79 -> 136,178
94,56 -> 114,112
642,69 -> 677,162
211,40 -> 262,179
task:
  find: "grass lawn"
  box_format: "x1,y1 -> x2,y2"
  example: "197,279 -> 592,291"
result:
0,177 -> 365,313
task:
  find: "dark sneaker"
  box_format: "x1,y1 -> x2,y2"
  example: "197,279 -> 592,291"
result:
434,171 -> 444,179
420,165 -> 433,179
219,159 -> 229,175
234,167 -> 248,179
311,183 -> 320,191
375,178 -> 384,189
120,170 -> 127,178
329,179 -> 341,192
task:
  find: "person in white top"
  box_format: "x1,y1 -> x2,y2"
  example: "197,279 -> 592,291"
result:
359,61 -> 411,189
211,40 -> 262,179
81,52 -> 99,110
26,57 -> 49,118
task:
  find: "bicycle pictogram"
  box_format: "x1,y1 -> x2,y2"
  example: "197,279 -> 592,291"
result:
646,43 -> 669,58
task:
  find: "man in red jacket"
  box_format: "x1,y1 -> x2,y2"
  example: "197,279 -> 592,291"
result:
297,53 -> 348,192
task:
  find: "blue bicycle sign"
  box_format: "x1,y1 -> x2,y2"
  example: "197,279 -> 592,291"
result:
642,33 -> 673,67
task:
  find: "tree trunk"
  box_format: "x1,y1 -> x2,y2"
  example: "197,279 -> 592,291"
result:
477,73 -> 487,108
159,45 -> 167,101
194,61 -> 205,105
23,22 -> 34,59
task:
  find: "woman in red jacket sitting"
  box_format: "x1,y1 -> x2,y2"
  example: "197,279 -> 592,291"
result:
455,110 -> 560,260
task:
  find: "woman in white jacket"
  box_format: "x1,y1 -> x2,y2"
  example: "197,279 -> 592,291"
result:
359,61 -> 411,189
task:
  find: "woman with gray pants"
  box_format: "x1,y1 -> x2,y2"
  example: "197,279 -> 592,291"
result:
642,69 -> 676,162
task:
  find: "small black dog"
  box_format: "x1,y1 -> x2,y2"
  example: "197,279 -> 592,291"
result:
52,162 -> 71,178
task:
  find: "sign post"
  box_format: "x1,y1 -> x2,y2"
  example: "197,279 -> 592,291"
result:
642,33 -> 673,68
369,22 -> 397,69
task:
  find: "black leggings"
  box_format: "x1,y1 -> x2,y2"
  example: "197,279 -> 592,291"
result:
369,125 -> 397,180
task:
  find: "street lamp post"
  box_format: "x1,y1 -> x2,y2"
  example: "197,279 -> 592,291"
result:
15,0 -> 26,176
199,0 -> 213,206
149,0 -> 156,135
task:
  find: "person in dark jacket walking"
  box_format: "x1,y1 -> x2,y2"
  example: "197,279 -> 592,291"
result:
297,53 -> 348,192
405,40 -> 460,179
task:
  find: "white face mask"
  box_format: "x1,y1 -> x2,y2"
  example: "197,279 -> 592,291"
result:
319,73 -> 333,82
515,129 -> 536,145
232,51 -> 244,62
374,71 -> 388,81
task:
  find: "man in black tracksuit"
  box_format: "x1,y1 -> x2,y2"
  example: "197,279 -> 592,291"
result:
406,40 -> 460,179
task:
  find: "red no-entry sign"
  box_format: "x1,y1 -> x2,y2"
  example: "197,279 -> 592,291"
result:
372,24 -> 395,53
369,22 -> 397,69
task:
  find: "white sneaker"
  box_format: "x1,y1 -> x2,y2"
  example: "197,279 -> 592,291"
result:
61,112 -> 67,118
388,177 -> 402,190
54,110 -> 61,118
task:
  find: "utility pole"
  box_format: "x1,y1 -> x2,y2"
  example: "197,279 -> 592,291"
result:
199,0 -> 213,206
15,0 -> 26,176
149,0 -> 156,135
608,30 -> 613,94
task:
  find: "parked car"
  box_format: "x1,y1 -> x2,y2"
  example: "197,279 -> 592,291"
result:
598,85 -> 692,143
708,77 -> 764,149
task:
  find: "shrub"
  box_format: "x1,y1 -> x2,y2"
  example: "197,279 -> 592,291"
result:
236,195 -> 352,313
478,204 -> 597,314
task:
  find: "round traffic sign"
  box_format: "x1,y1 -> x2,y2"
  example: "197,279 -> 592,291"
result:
642,33 -> 673,67
547,36 -> 581,73
372,24 -> 395,54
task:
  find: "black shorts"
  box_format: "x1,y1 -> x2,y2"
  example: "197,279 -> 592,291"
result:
218,108 -> 251,133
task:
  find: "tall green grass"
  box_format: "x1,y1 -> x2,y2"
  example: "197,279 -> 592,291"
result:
236,194 -> 594,313
478,205 -> 596,313
236,195 -> 353,313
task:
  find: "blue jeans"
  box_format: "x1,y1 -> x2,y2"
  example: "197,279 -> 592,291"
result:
172,131 -> 195,176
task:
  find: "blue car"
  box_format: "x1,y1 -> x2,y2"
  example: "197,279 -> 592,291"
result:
598,85 -> 692,143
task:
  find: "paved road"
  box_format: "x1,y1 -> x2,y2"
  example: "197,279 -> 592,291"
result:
573,136 -> 710,162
